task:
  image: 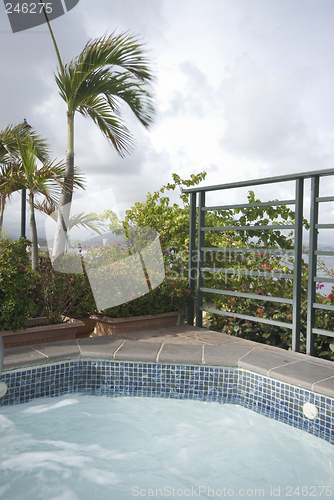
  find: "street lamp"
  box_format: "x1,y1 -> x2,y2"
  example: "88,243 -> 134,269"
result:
21,118 -> 31,239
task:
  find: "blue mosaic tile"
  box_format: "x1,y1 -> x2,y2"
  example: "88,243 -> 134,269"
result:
1,361 -> 334,444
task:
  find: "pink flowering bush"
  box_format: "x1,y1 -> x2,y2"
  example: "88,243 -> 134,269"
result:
206,250 -> 334,359
205,250 -> 297,350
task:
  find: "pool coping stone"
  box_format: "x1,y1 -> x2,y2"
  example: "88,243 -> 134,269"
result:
2,325 -> 334,398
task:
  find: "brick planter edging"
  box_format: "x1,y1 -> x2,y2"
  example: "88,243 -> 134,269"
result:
92,311 -> 183,336
2,319 -> 84,348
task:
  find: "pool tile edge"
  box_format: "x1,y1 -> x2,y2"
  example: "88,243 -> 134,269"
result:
2,336 -> 334,399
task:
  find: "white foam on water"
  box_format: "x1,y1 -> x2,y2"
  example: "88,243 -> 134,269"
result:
0,394 -> 334,500
22,398 -> 79,414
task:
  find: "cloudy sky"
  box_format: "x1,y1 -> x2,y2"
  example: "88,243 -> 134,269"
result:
1,0 -> 334,247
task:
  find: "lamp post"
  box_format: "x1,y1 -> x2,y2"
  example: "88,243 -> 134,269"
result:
20,118 -> 31,239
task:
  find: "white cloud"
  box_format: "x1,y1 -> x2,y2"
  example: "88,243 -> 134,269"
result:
218,53 -> 325,168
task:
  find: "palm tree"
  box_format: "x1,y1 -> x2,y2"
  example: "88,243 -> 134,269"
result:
7,134 -> 85,269
44,20 -> 155,259
0,124 -> 50,234
0,163 -> 19,234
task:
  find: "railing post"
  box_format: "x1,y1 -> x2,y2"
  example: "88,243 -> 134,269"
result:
292,178 -> 304,352
188,191 -> 197,325
196,191 -> 205,328
306,176 -> 319,355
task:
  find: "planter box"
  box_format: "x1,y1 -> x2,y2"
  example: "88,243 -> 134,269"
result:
75,317 -> 97,339
2,318 -> 84,349
25,317 -> 48,327
92,311 -> 183,336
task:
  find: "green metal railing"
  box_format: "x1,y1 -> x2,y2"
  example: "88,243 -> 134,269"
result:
184,168 -> 334,355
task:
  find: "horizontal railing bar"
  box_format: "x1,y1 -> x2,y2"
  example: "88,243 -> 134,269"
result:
202,247 -> 292,255
202,200 -> 296,211
312,328 -> 334,338
201,267 -> 294,279
201,307 -> 293,329
183,168 -> 334,193
316,196 -> 334,203
315,250 -> 334,256
313,303 -> 334,312
313,277 -> 334,283
202,225 -> 295,232
201,287 -> 293,304
315,224 -> 334,229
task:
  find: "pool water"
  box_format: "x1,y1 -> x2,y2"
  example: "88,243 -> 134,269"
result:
0,394 -> 333,500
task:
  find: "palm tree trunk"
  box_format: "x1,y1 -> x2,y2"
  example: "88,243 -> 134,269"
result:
52,112 -> 75,260
42,6 -> 71,262
29,193 -> 39,270
42,6 -> 64,75
0,196 -> 5,235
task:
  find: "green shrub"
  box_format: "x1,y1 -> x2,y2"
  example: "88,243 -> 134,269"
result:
100,276 -> 191,318
33,255 -> 97,324
0,238 -> 37,331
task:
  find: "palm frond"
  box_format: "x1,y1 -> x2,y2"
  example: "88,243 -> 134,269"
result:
0,126 -> 20,162
68,211 -> 107,234
0,124 -> 51,164
16,125 -> 51,163
72,166 -> 86,191
13,133 -> 85,199
104,72 -> 155,128
34,198 -> 58,216
35,160 -> 85,194
78,97 -> 135,157
37,204 -> 107,236
75,32 -> 154,82
54,31 -> 155,157
0,161 -> 24,198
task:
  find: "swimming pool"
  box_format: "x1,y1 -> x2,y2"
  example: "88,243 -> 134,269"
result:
1,358 -> 334,444
1,393 -> 334,500
1,327 -> 334,499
